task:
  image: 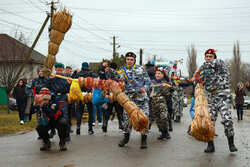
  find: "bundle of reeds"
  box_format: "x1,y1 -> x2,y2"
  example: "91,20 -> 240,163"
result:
190,83 -> 216,142
43,9 -> 72,77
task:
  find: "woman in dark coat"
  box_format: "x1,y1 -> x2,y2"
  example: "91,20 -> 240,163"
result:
235,82 -> 246,121
13,79 -> 28,125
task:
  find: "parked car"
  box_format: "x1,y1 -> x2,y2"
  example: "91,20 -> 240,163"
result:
243,96 -> 250,109
9,97 -> 18,111
183,95 -> 188,107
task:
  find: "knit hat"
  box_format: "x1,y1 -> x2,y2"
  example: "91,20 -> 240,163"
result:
110,62 -> 117,70
154,66 -> 165,74
39,88 -> 51,100
82,62 -> 89,68
205,49 -> 217,59
55,63 -> 64,68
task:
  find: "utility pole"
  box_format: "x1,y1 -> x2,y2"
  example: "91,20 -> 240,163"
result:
139,49 -> 143,65
47,0 -> 58,34
111,36 -> 119,59
153,55 -> 156,61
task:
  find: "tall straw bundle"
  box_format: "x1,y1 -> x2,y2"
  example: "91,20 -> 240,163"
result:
50,30 -> 65,45
48,42 -> 59,55
190,83 -> 215,142
44,54 -> 56,69
123,101 -> 138,115
117,92 -> 130,106
42,67 -> 52,78
52,9 -> 72,33
110,82 -> 122,96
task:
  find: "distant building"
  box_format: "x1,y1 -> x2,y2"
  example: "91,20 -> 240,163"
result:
0,34 -> 45,83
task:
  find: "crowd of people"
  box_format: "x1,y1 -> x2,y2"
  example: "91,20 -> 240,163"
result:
12,49 -> 249,152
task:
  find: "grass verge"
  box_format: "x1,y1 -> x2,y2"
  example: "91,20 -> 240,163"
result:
0,108 -> 37,136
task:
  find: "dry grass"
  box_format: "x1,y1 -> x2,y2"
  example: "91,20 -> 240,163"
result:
0,108 -> 37,136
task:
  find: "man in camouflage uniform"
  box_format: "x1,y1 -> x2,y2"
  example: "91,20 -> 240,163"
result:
194,49 -> 237,153
117,52 -> 151,149
149,67 -> 171,140
172,85 -> 184,122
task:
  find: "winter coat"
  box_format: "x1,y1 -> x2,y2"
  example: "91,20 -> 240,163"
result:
235,88 -> 246,104
26,76 -> 48,96
13,84 -> 27,103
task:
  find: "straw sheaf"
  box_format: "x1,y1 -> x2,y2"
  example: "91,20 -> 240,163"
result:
52,9 -> 72,33
50,30 -> 65,45
44,54 -> 56,69
190,83 -> 216,142
48,42 -> 59,55
117,92 -> 130,106
42,67 -> 52,78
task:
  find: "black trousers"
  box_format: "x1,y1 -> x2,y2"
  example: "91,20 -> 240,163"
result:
103,102 -> 123,128
167,98 -> 173,125
17,101 -> 27,121
36,116 -> 67,140
76,102 -> 93,130
236,104 -> 243,120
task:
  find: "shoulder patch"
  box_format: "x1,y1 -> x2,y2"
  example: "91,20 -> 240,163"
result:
51,104 -> 56,110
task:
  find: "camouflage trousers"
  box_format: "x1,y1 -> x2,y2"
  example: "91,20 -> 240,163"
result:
123,92 -> 149,135
207,89 -> 234,137
151,97 -> 169,132
173,99 -> 184,117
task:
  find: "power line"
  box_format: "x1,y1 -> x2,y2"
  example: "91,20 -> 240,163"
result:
27,0 -> 46,12
74,14 -> 111,36
0,8 -> 43,24
73,22 -> 111,43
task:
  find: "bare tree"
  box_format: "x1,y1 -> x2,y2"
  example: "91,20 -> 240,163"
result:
187,44 -> 198,78
228,41 -> 243,90
0,30 -> 32,112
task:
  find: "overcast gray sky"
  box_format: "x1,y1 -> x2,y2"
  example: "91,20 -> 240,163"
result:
1,0 -> 250,75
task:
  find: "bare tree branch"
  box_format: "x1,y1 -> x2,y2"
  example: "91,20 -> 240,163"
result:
187,44 -> 198,78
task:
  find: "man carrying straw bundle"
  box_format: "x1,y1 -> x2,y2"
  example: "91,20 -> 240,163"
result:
193,49 -> 237,153
117,52 -> 151,149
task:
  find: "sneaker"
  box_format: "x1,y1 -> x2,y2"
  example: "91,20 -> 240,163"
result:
98,122 -> 102,126
92,123 -> 95,126
20,120 -> 24,125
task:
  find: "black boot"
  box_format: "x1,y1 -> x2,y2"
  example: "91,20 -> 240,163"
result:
166,130 -> 171,139
174,116 -> 181,122
59,138 -> 67,151
49,129 -> 56,138
169,119 -> 173,132
119,123 -> 124,130
76,127 -> 80,135
140,135 -> 147,149
102,121 -> 107,132
118,133 -> 130,147
204,141 -> 215,153
158,131 -> 166,140
40,139 -> 51,151
228,136 -> 238,152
